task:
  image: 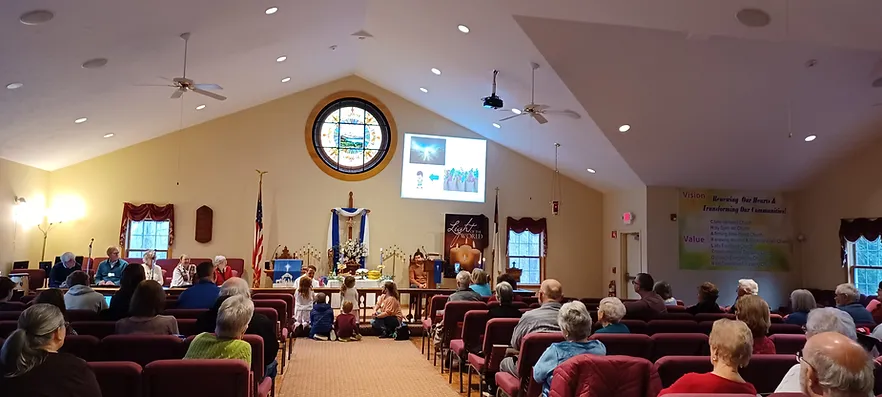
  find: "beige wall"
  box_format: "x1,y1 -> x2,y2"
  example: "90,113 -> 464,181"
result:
0,158 -> 50,276
601,188 -> 647,295
42,76 -> 604,298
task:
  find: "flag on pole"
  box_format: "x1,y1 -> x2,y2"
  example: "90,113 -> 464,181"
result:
251,176 -> 265,288
491,188 -> 503,281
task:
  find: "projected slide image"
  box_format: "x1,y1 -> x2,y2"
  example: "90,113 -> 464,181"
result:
409,136 -> 447,165
444,168 -> 480,193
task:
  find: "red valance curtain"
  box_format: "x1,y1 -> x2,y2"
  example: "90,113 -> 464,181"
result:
119,203 -> 175,252
507,217 -> 548,256
839,218 -> 882,266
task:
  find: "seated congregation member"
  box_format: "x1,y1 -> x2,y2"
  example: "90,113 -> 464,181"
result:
487,281 -> 523,320
658,319 -> 757,395
408,250 -> 428,288
335,301 -> 362,342
196,278 -> 279,378
728,278 -> 758,314
776,307 -> 858,392
213,255 -> 234,286
500,279 -> 563,376
866,281 -> 882,325
104,263 -> 146,320
653,280 -> 678,306
141,250 -> 164,285
785,289 -> 817,326
623,273 -> 666,320
448,270 -> 481,302
0,304 -> 101,397
185,295 -> 253,366
294,276 -> 315,334
115,280 -> 178,335
489,273 -> 523,302
170,254 -> 195,287
595,297 -> 629,334
533,301 -> 606,397
798,332 -> 874,397
735,295 -> 775,354
835,283 -> 875,325
686,282 -> 724,315
95,245 -> 128,286
470,268 -> 492,297
372,281 -> 404,338
0,276 -> 18,310
48,251 -> 80,288
63,270 -> 107,313
177,261 -> 220,309
310,293 -> 334,340
35,289 -> 77,335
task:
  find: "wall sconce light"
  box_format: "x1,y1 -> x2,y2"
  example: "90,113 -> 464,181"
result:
14,196 -> 26,204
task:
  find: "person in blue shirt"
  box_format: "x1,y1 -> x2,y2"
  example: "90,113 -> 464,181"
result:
834,283 -> 875,325
533,300 -> 606,397
177,262 -> 220,309
95,246 -> 128,286
309,293 -> 334,340
784,289 -> 816,326
469,268 -> 492,297
594,297 -> 630,334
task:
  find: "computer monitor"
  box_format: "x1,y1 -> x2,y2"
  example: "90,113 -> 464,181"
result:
12,261 -> 28,270
38,261 -> 52,276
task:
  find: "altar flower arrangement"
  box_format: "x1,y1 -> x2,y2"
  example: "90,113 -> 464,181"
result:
335,239 -> 368,270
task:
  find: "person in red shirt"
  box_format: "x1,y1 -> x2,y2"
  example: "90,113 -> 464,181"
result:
659,319 -> 757,395
213,255 -> 233,286
334,300 -> 361,341
735,295 -> 776,354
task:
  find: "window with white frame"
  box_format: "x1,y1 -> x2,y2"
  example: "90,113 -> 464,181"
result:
507,230 -> 544,285
127,220 -> 171,259
846,236 -> 882,296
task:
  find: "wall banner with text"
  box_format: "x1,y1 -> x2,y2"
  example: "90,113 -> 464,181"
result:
443,214 -> 488,271
679,189 -> 790,271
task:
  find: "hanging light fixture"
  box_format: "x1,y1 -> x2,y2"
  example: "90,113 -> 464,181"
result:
551,143 -> 561,216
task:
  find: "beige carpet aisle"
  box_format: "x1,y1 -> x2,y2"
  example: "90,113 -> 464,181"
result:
277,337 -> 462,397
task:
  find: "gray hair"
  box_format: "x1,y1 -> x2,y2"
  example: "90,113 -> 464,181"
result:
803,343 -> 874,396
834,283 -> 859,303
213,255 -> 227,267
0,304 -> 65,377
143,250 -> 156,260
738,279 -> 758,295
806,308 -> 857,340
219,277 -> 251,299
557,301 -> 593,341
598,297 -> 626,324
60,252 -> 74,263
790,289 -> 817,313
216,295 -> 254,338
455,271 -> 471,288
495,281 -> 513,304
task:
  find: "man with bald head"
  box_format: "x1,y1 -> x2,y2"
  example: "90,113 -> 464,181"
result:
800,332 -> 874,397
500,279 -> 563,376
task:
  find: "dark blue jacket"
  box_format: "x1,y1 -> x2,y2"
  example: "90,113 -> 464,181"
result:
49,262 -> 81,288
177,279 -> 220,309
309,303 -> 334,337
784,311 -> 809,326
838,303 -> 875,325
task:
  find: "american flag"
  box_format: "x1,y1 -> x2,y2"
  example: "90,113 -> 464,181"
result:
251,179 -> 264,288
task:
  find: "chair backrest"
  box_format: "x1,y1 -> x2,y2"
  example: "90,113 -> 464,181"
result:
163,299 -> 179,310
698,321 -> 715,335
252,299 -> 287,329
487,301 -> 528,310
590,333 -> 653,360
242,333 -> 265,397
460,309 -> 489,354
441,301 -> 488,345
647,320 -> 700,335
521,297 -> 539,306
694,313 -> 735,322
0,301 -> 27,311
0,311 -> 20,321
254,307 -> 280,340
649,333 -> 709,361
518,332 -> 566,397
655,312 -> 693,321
67,309 -> 101,322
620,320 -> 649,335
654,356 -> 713,387
252,293 -> 295,319
549,354 -> 661,397
59,335 -> 101,361
144,359 -> 250,397
72,321 -> 118,339
741,354 -> 798,394
481,318 -> 520,355
176,319 -> 199,336
162,309 -> 209,319
768,323 -> 804,335
770,313 -> 784,323
428,295 -> 449,324
101,335 -> 187,366
770,334 -> 806,355
89,361 -> 143,397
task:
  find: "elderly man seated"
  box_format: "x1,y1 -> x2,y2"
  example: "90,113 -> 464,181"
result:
595,297 -> 629,334
448,270 -> 481,302
835,283 -> 874,325
775,307 -> 858,392
500,279 -> 563,376
800,332 -> 874,397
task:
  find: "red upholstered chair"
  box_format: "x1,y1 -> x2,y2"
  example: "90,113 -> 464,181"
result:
101,335 -> 187,366
589,333 -> 652,360
467,318 -> 520,397
698,321 -> 715,335
176,319 -> 199,336
225,258 -> 245,278
163,299 -> 179,310
653,356 -> 713,388
0,301 -> 27,311
655,312 -> 693,321
253,293 -> 295,360
649,333 -> 709,361
0,320 -> 18,337
620,320 -> 649,335
12,269 -> 46,292
495,332 -> 565,397
0,311 -> 20,321
487,301 -> 528,310
666,305 -> 687,313
70,321 -> 116,339
528,302 -> 541,309
440,301 -> 488,373
694,313 -> 735,322
253,299 -> 289,373
422,295 -> 448,358
647,320 -> 700,335
254,306 -> 285,372
770,333 -> 806,355
521,297 -> 539,306
548,354 -> 661,397
162,309 -> 208,319
770,313 -> 784,323
450,309 -> 489,390
19,295 -> 36,304
67,309 -> 100,322
59,335 -> 101,361
875,356 -> 882,396
741,354 -> 798,394
242,334 -> 273,397
89,361 -> 143,397
676,300 -> 685,306
768,323 -> 804,335
767,394 -> 810,397
144,359 -> 250,397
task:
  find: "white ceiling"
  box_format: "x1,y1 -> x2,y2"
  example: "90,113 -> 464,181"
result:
3,0 -> 882,192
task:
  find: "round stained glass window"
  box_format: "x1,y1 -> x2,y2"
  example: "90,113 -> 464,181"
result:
308,95 -> 394,179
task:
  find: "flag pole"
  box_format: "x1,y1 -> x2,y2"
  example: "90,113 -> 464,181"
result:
252,170 -> 268,288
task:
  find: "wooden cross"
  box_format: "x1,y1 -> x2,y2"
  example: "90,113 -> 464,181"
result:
344,191 -> 370,240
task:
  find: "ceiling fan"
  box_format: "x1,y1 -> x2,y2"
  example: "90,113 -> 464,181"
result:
497,62 -> 580,125
138,32 -> 226,101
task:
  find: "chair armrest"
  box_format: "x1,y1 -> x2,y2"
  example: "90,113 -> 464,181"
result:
487,344 -> 510,372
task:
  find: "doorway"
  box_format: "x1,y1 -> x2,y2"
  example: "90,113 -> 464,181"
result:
620,232 -> 643,300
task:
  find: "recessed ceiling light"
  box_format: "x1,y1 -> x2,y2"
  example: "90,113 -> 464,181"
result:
492,123 -> 501,129
511,108 -> 522,115
619,124 -> 631,133
82,58 -> 108,69
431,68 -> 442,75
74,117 -> 88,124
5,82 -> 23,90
195,104 -> 206,110
736,8 -> 771,27
281,77 -> 291,83
103,133 -> 114,138
804,135 -> 817,142
265,7 -> 278,15
457,24 -> 470,34
419,87 -> 428,93
276,56 -> 287,63
586,168 -> 596,174
19,10 -> 54,25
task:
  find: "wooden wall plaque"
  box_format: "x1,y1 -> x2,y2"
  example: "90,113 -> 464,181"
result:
195,205 -> 213,243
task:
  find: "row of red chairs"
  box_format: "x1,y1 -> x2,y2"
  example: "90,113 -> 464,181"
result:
90,360 -> 251,397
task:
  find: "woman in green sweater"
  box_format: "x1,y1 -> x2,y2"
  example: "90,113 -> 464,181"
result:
184,295 -> 254,366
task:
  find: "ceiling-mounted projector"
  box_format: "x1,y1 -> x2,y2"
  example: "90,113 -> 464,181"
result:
482,69 -> 504,109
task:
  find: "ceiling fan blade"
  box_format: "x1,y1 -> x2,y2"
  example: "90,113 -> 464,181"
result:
134,84 -> 177,87
170,89 -> 185,99
498,113 -> 527,122
543,109 -> 582,119
192,88 -> 227,101
531,113 -> 549,124
195,83 -> 223,91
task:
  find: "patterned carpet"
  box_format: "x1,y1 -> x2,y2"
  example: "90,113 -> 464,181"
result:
277,337 -> 462,397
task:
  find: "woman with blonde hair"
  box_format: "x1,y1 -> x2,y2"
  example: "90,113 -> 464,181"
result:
171,254 -> 195,287
141,250 -> 164,284
294,276 -> 315,335
658,319 -> 757,395
784,289 -> 816,326
470,268 -> 492,297
735,295 -> 775,354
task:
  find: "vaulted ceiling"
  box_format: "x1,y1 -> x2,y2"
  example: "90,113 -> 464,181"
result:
2,0 -> 882,192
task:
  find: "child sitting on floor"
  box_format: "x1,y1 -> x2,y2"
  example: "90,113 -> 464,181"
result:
335,300 -> 362,342
309,293 -> 334,341
294,276 -> 315,336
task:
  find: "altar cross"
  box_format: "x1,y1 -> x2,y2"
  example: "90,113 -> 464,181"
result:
344,191 -> 370,240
